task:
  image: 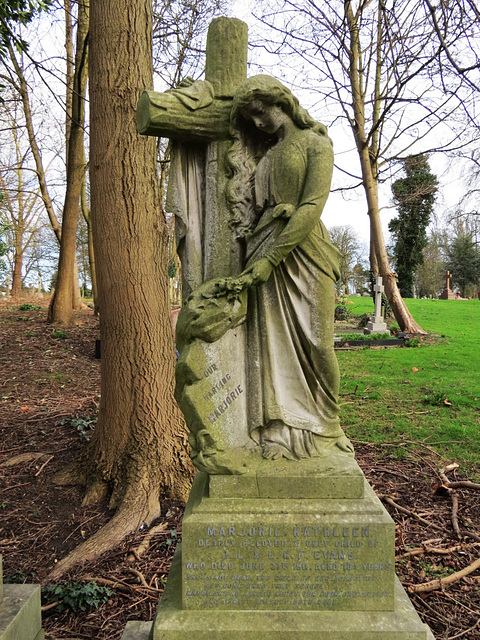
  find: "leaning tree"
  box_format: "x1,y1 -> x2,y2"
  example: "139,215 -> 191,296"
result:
257,0 -> 479,332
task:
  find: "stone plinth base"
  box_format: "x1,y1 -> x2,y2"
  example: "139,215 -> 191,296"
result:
209,453 -> 363,499
0,583 -> 44,640
364,317 -> 388,334
122,464 -> 435,639
439,289 -> 455,300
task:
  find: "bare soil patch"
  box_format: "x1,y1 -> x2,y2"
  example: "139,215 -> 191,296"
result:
0,298 -> 479,639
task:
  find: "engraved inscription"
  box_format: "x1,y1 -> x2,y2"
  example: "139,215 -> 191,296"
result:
201,361 -> 244,424
182,523 -> 394,611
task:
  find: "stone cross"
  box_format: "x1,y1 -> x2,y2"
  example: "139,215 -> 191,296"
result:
364,275 -> 388,334
137,18 -> 251,471
445,270 -> 451,290
137,17 -> 247,287
373,276 -> 384,321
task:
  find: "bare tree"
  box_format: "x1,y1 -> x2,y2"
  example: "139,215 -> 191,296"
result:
329,224 -> 364,295
257,0 -> 479,332
0,120 -> 44,297
48,0 -> 89,323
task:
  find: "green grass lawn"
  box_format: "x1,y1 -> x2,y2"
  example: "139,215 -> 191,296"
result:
337,298 -> 480,469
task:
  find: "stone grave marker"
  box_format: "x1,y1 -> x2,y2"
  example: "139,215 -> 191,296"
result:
0,554 -> 44,640
364,276 -> 389,334
122,16 -> 435,640
439,270 -> 455,300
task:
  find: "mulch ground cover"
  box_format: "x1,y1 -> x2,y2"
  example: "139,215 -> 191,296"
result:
0,298 -> 479,639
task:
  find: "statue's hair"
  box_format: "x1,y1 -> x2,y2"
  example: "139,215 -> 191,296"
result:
227,75 -> 330,237
230,74 -> 329,138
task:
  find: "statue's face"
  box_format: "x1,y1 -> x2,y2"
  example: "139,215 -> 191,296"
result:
243,100 -> 289,135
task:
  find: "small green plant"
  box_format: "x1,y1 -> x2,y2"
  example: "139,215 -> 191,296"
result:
51,329 -> 68,339
356,313 -> 371,328
163,529 -> 178,547
423,391 -> 449,406
56,415 -> 97,441
26,330 -> 36,337
4,570 -> 36,583
405,337 -> 421,348
42,581 -> 112,612
18,304 -> 41,311
334,304 -> 349,321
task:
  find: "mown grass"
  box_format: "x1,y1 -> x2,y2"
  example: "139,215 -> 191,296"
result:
337,298 -> 480,469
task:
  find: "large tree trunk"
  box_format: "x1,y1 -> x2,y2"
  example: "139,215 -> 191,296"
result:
50,0 -> 194,579
48,0 -> 89,324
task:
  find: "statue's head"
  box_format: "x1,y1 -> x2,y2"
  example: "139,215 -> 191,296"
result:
231,75 -> 326,137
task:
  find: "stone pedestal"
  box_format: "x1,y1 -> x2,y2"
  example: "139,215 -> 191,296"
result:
364,316 -> 389,334
0,555 -> 44,640
122,457 -> 435,640
439,288 -> 455,300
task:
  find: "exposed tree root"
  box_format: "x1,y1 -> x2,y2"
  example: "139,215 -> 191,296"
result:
52,460 -> 87,487
48,491 -> 160,581
126,522 -> 168,562
378,494 -> 444,531
1,452 -> 49,467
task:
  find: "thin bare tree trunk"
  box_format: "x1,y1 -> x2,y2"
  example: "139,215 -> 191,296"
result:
7,42 -> 62,243
49,0 -> 89,324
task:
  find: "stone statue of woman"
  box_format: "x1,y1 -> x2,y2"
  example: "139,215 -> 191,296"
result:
225,75 -> 353,461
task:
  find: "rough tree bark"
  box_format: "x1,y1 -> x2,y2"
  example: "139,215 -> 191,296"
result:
50,0 -> 194,579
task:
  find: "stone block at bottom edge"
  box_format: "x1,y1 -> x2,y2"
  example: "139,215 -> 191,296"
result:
0,584 -> 43,640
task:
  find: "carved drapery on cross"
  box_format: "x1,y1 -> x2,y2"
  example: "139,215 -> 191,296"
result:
137,18 -> 251,474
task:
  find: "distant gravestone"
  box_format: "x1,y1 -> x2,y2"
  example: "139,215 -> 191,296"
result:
122,17 -> 435,640
0,554 -> 44,640
364,276 -> 389,334
439,269 -> 455,300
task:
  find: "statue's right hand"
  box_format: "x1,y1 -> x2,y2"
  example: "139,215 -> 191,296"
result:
272,203 -> 295,220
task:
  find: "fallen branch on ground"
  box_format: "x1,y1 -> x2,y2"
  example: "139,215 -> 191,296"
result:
397,541 -> 480,559
407,556 -> 480,593
378,494 -> 444,531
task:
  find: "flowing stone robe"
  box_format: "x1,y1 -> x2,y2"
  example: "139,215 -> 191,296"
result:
245,128 -> 343,453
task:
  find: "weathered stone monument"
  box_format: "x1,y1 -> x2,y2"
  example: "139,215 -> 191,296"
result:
122,17 -> 435,640
439,270 -> 455,300
0,554 -> 44,640
364,276 -> 389,335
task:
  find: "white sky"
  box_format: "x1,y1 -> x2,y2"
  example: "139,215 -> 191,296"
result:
228,2 -> 469,255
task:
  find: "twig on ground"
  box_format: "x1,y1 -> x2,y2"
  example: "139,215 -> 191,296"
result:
447,481 -> 480,491
398,541 -> 480,559
378,494 -> 444,531
408,556 -> 480,593
439,469 -> 461,538
448,618 -> 480,639
35,455 -> 54,476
